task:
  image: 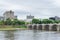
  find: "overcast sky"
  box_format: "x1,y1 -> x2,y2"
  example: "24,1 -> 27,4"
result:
0,0 -> 60,19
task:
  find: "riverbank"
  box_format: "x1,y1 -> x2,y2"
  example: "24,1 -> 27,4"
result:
0,25 -> 27,31
0,28 -> 27,31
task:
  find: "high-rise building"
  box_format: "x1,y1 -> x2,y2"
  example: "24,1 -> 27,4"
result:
3,10 -> 17,20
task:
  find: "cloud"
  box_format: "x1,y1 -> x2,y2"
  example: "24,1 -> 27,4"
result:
0,0 -> 32,12
0,0 -> 60,19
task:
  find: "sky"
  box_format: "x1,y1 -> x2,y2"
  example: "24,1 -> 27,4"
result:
0,0 -> 60,19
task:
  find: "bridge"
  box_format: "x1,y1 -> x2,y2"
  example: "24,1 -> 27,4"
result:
27,24 -> 60,31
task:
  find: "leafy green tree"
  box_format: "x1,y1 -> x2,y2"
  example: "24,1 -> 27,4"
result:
32,19 -> 40,24
19,21 -> 25,25
12,19 -> 18,25
0,20 -> 4,25
39,19 -> 42,24
54,20 -> 60,24
42,19 -> 54,24
4,18 -> 12,25
12,19 -> 25,25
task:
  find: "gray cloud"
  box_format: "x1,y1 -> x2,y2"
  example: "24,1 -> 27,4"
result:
0,0 -> 60,19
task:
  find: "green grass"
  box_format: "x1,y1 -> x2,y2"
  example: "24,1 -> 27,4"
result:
0,28 -> 16,31
0,28 -> 27,31
0,26 -> 27,31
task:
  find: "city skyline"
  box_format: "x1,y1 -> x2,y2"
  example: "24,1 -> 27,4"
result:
0,0 -> 60,19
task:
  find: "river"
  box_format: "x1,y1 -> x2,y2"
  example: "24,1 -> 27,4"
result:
0,30 -> 60,40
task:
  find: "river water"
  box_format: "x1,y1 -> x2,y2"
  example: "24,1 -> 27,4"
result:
0,30 -> 60,40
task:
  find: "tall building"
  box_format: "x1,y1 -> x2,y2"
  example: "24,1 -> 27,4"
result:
3,10 -> 17,20
26,15 -> 34,22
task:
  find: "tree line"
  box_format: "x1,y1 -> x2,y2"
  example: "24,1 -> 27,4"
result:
0,18 -> 60,25
32,19 -> 60,24
0,18 -> 25,25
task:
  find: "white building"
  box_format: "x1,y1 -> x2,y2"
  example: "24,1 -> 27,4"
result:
3,10 -> 17,20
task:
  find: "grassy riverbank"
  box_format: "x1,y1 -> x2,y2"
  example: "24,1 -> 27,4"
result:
0,25 -> 27,31
0,28 -> 27,31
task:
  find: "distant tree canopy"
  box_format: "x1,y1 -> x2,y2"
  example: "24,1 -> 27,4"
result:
4,18 -> 12,25
41,19 -> 54,24
0,18 -> 25,25
32,19 -> 40,24
0,18 -> 60,25
32,19 -> 42,24
32,18 -> 60,24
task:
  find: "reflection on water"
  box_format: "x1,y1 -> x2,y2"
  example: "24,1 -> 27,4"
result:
0,30 -> 60,40
5,31 -> 15,40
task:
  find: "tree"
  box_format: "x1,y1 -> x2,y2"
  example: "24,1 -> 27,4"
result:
32,19 -> 40,24
0,20 -> 4,25
39,19 -> 42,24
42,19 -> 54,24
54,20 -> 60,24
12,19 -> 18,25
4,18 -> 12,25
19,21 -> 25,25
12,19 -> 25,25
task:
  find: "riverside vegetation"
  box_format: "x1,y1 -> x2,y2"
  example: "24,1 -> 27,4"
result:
0,18 -> 60,30
32,19 -> 60,24
0,18 -> 27,30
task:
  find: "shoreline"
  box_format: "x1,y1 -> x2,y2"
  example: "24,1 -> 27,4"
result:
0,28 -> 28,31
0,28 -> 59,32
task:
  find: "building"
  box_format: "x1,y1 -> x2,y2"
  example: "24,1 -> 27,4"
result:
3,10 -> 17,20
26,15 -> 34,22
49,16 -> 60,20
27,15 -> 34,19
